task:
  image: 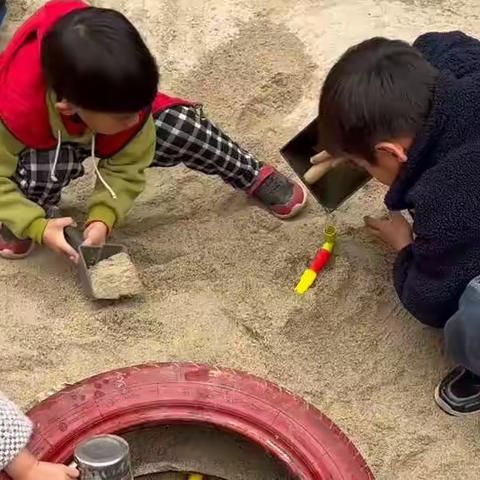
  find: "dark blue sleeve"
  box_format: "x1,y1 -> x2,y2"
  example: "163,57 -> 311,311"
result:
393,199 -> 480,329
392,139 -> 480,329
414,31 -> 480,79
393,243 -> 462,329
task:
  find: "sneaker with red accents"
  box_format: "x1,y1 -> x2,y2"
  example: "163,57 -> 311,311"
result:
248,164 -> 307,219
0,224 -> 34,259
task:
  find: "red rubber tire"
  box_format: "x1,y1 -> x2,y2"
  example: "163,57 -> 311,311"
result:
2,363 -> 374,479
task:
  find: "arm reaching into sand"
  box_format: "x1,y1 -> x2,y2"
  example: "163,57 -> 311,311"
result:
0,393 -> 78,480
391,153 -> 480,328
87,116 -> 156,231
6,450 -> 79,480
393,239 -> 462,328
0,123 -> 48,244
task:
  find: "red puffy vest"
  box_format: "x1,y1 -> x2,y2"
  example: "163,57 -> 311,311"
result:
0,0 -> 192,157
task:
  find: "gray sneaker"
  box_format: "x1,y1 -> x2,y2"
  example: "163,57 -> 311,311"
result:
248,164 -> 307,219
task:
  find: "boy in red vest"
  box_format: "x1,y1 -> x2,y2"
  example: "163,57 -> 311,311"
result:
0,1 -> 306,261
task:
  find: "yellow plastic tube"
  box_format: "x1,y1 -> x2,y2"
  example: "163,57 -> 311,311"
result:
295,225 -> 337,295
295,268 -> 318,295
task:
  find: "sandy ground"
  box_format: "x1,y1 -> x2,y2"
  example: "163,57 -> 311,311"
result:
2,0 -> 480,478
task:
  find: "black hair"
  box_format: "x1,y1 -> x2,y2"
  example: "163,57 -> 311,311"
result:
41,7 -> 159,113
318,37 -> 439,163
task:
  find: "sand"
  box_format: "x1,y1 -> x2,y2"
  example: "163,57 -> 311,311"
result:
2,1 -> 480,479
126,424 -> 289,479
89,252 -> 143,300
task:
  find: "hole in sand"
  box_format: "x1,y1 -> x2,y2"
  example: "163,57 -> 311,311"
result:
122,423 -> 295,480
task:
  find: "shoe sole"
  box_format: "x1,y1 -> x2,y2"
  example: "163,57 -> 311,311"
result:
271,182 -> 309,219
433,384 -> 480,417
0,244 -> 35,260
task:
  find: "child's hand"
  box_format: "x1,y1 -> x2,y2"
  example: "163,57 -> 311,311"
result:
364,212 -> 413,251
6,449 -> 79,480
43,217 -> 79,263
310,150 -> 346,165
15,461 -> 79,480
83,221 -> 108,246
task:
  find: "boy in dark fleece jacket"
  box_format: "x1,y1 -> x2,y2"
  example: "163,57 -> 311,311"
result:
0,1 -> 306,261
318,31 -> 480,416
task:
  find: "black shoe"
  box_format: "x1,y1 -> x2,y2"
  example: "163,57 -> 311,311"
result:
435,367 -> 480,416
0,1 -> 7,27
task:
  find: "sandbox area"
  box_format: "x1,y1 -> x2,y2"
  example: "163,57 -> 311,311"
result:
2,1 -> 480,479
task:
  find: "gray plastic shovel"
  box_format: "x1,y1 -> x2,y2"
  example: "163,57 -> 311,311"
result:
64,226 -> 128,299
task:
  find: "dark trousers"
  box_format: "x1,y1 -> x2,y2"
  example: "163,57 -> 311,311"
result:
445,277 -> 480,375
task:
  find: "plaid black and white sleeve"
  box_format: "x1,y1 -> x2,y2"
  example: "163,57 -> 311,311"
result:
0,394 -> 32,470
152,105 -> 261,190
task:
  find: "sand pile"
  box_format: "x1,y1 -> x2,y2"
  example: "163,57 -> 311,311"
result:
89,252 -> 143,300
2,1 -> 480,479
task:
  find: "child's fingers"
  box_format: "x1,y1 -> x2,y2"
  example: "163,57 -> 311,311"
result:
389,211 -> 410,228
69,254 -> 79,264
364,215 -> 382,231
388,211 -> 406,223
54,216 -> 77,228
64,465 -> 80,478
365,225 -> 382,238
82,237 -> 93,247
59,238 -> 79,262
304,161 -> 334,184
310,150 -> 332,164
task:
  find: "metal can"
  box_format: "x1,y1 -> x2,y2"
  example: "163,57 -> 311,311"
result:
73,434 -> 134,480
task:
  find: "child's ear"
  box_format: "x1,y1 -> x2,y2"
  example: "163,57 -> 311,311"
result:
375,142 -> 408,163
55,99 -> 77,116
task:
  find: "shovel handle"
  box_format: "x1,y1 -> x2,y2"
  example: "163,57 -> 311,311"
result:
64,226 -> 84,252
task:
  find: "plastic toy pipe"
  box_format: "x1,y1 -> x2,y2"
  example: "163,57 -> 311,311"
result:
295,225 -> 337,295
